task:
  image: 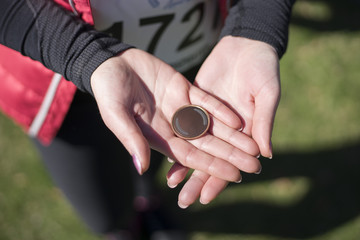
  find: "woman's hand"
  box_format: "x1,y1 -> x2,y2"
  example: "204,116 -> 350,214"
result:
90,48 -> 261,182
167,127 -> 261,208
167,36 -> 281,208
196,36 -> 281,156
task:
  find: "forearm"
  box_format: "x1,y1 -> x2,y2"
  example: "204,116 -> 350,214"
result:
0,0 -> 132,94
221,0 -> 296,58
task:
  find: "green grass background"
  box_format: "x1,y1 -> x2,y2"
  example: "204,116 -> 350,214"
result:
1,0 -> 360,239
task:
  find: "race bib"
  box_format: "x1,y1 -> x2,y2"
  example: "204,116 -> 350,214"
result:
90,0 -> 222,72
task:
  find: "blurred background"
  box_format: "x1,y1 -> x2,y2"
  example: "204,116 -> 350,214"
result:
1,0 -> 360,239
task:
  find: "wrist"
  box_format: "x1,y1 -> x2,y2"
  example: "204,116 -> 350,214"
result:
219,36 -> 278,56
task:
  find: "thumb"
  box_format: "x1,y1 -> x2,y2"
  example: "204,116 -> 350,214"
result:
101,107 -> 151,175
252,88 -> 280,159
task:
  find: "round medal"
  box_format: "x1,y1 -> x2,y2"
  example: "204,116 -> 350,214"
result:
171,105 -> 210,140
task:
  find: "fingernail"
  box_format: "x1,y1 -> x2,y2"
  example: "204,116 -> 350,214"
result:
132,154 -> 142,175
255,166 -> 262,174
235,177 -> 242,183
178,201 -> 188,209
200,198 -> 210,205
167,180 -> 178,189
269,141 -> 273,159
167,157 -> 174,163
256,154 -> 261,159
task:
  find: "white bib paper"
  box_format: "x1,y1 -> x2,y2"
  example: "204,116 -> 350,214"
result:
90,0 -> 222,72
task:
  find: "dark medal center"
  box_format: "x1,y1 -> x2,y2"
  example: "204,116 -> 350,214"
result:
172,105 -> 209,139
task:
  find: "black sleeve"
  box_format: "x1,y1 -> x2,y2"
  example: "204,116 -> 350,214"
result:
0,0 -> 132,95
221,0 -> 296,58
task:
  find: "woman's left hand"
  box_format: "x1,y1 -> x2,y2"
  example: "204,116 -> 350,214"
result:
167,36 -> 281,208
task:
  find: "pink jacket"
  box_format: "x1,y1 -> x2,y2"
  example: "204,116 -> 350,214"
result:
0,0 -> 228,145
0,0 -> 92,145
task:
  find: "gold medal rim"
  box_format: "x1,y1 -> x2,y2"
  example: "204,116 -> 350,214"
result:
171,104 -> 210,140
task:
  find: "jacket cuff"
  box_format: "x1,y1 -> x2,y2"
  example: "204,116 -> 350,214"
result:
220,0 -> 295,58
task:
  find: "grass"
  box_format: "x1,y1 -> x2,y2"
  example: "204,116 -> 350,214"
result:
0,107 -> 99,240
1,0 -> 360,239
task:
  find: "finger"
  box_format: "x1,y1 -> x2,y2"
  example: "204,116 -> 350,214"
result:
210,118 -> 260,157
189,134 -> 261,174
199,176 -> 229,205
100,107 -> 151,175
252,86 -> 280,159
189,86 -> 242,130
178,170 -> 210,208
167,137 -> 242,183
167,162 -> 190,188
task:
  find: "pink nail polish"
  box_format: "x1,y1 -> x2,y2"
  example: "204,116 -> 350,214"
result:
269,141 -> 273,159
132,154 -> 142,175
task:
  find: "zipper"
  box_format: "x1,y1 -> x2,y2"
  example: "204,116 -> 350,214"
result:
68,0 -> 79,16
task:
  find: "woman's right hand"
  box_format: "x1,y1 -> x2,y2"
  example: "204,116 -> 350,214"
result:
90,48 -> 261,182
